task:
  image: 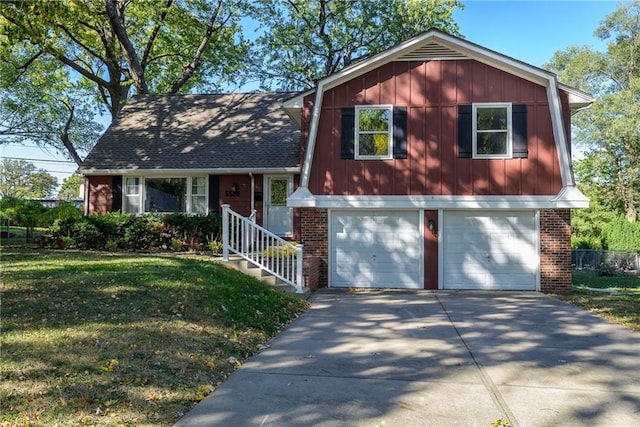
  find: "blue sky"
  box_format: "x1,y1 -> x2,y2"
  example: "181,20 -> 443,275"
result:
454,0 -> 621,67
2,0 -> 624,189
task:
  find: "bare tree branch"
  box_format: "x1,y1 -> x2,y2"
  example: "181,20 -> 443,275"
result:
59,100 -> 83,166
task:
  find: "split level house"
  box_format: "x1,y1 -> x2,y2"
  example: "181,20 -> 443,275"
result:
80,29 -> 593,293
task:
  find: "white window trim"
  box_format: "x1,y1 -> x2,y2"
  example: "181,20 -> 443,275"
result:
472,102 -> 512,159
355,105 -> 394,160
122,176 -> 209,215
123,176 -> 141,214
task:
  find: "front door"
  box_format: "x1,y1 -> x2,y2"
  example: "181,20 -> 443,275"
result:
264,175 -> 293,236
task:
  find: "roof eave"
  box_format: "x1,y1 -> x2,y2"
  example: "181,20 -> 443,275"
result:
558,83 -> 595,110
80,167 -> 301,176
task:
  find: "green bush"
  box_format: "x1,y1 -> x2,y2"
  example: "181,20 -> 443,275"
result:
46,211 -> 223,252
604,216 -> 640,250
0,197 -> 47,227
208,239 -> 223,254
71,222 -> 103,249
164,212 -> 222,242
40,202 -> 82,227
571,235 -> 604,249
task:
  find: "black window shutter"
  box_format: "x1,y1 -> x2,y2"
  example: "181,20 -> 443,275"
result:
340,107 -> 355,159
393,107 -> 408,159
111,176 -> 122,213
208,175 -> 220,213
512,104 -> 528,158
458,105 -> 472,158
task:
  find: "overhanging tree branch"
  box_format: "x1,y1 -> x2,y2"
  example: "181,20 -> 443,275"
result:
170,0 -> 225,93
105,0 -> 149,94
141,0 -> 174,68
59,99 -> 83,166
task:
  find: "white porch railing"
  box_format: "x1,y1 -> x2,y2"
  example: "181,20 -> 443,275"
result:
221,204 -> 304,293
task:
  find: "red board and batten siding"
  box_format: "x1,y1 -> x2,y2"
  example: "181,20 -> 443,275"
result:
305,59 -> 566,197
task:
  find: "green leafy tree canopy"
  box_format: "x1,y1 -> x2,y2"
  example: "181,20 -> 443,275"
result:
58,174 -> 84,201
0,159 -> 58,198
249,0 -> 463,90
1,0 -> 250,164
545,1 -> 640,222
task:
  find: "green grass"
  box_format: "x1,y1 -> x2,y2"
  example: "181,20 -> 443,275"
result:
0,247 -> 309,426
553,269 -> 640,333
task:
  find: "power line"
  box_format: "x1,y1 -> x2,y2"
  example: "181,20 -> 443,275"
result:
2,156 -> 77,165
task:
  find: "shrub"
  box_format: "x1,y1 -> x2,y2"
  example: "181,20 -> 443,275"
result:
106,239 -> 119,252
597,263 -> 618,277
46,211 -> 223,253
209,239 -> 223,254
263,242 -> 299,258
164,212 -> 222,242
170,238 -> 184,252
604,216 -> 640,250
40,202 -> 82,227
0,197 -> 47,227
71,222 -> 103,249
123,216 -> 155,250
571,235 -> 604,249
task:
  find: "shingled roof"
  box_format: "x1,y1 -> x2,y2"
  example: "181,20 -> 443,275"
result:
80,92 -> 300,173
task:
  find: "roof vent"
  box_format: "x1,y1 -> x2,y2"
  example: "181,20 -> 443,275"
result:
397,41 -> 468,61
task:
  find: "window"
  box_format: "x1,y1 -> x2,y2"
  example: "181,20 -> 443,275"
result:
121,176 -> 207,214
472,103 -> 512,158
123,177 -> 140,214
145,178 -> 187,212
341,106 -> 407,160
191,177 -> 207,214
355,106 -> 393,159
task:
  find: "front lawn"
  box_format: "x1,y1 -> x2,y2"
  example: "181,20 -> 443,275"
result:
1,248 -> 309,426
553,269 -> 640,333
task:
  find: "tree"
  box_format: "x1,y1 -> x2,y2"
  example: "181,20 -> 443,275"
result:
249,0 -> 463,90
545,1 -> 640,222
0,0 -> 249,164
0,159 -> 58,198
0,46 -> 103,165
58,174 -> 84,201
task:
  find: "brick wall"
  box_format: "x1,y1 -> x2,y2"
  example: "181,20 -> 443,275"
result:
300,208 -> 328,288
86,176 -> 113,214
303,256 -> 321,292
540,209 -> 572,294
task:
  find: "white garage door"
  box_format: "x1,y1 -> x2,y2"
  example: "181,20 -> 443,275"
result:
443,211 -> 538,290
330,211 -> 422,288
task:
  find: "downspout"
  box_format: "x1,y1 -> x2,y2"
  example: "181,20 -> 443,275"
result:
249,172 -> 255,213
83,176 -> 89,215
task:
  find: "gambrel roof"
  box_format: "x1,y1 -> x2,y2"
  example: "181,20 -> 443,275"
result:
81,92 -> 300,174
285,28 -> 593,208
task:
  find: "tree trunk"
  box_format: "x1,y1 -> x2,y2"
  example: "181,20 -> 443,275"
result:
105,0 -> 149,94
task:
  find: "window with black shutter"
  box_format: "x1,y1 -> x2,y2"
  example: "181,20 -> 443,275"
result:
458,103 -> 527,159
341,106 -> 407,160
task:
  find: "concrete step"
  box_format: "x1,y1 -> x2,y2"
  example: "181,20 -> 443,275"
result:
217,257 -> 311,298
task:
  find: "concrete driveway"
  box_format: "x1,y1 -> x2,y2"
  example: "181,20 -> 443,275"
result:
175,290 -> 640,427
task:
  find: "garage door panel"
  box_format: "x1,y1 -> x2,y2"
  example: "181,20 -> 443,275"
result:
491,274 -> 535,287
331,211 -> 421,289
443,211 -> 538,291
